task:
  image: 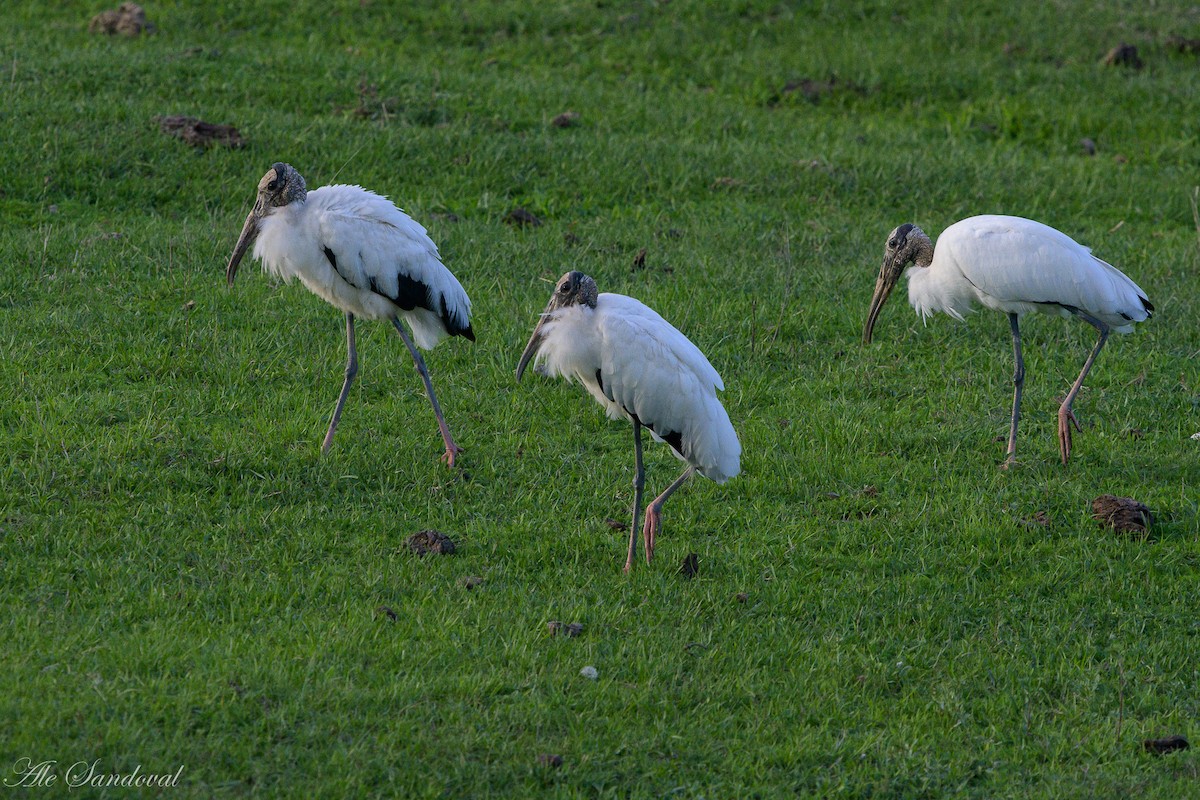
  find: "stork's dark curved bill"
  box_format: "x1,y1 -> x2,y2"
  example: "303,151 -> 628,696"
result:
225,209 -> 259,286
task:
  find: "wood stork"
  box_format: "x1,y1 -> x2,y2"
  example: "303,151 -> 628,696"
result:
862,214 -> 1152,467
225,163 -> 474,466
517,271 -> 741,571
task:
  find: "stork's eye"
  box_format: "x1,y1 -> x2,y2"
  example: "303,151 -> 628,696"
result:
267,178 -> 282,192
559,283 -> 571,294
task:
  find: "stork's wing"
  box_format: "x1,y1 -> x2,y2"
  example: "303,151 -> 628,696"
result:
312,185 -> 473,339
594,294 -> 740,481
946,216 -> 1150,326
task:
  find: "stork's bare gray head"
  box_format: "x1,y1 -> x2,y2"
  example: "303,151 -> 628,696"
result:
516,271 -> 599,381
225,162 -> 309,286
863,223 -> 934,344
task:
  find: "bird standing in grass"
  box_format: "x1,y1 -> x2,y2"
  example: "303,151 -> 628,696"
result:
862,214 -> 1152,467
225,162 -> 474,466
517,271 -> 741,571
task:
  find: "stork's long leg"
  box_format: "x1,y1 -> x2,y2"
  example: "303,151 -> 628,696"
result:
642,466 -> 697,565
624,419 -> 645,573
322,312 -> 359,454
391,318 -> 464,467
1058,311 -> 1110,465
1002,312 -> 1025,469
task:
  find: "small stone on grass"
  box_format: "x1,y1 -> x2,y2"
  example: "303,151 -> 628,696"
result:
579,665 -> 598,680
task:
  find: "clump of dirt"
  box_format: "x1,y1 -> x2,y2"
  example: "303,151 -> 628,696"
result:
1166,35 -> 1200,55
769,77 -> 837,104
406,529 -> 457,555
1102,43 -> 1143,69
551,111 -> 580,128
1143,735 -> 1189,756
679,552 -> 699,579
1019,510 -> 1051,529
375,605 -> 398,622
547,620 -> 583,637
504,207 -> 542,227
89,3 -> 154,36
460,576 -> 484,590
632,248 -> 647,270
155,116 -> 244,149
536,753 -> 564,768
1091,495 -> 1152,535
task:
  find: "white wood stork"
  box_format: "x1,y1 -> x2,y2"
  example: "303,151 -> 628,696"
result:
517,271 -> 741,571
862,214 -> 1152,467
225,162 -> 474,466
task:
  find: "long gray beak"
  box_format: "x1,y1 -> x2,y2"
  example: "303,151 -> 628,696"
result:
515,315 -> 549,381
225,207 -> 261,287
862,256 -> 900,345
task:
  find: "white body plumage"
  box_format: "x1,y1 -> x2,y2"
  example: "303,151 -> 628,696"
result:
904,215 -> 1150,332
527,292 -> 741,484
251,183 -> 471,350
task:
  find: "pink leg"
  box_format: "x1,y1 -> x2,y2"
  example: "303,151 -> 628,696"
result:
391,318 -> 464,468
1058,312 -> 1110,466
641,466 -> 696,565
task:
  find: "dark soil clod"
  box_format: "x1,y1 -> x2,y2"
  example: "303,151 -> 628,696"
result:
547,620 -> 583,637
1167,35 -> 1200,55
504,207 -> 542,227
89,3 -> 153,36
632,248 -> 647,270
156,115 -> 244,149
1143,735 -> 1189,755
1102,43 -> 1143,69
1020,510 -> 1051,529
460,576 -> 484,590
735,592 -> 748,603
551,111 -> 580,128
406,529 -> 457,555
536,753 -> 564,768
1092,495 -> 1152,534
376,605 -> 398,622
679,553 -> 699,579
604,518 -> 628,531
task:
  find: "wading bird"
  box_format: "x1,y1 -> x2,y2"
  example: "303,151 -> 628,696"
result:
225,163 -> 473,466
517,271 -> 741,571
862,214 -> 1152,467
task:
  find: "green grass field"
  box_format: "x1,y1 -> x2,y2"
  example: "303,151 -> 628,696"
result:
2,1 -> 1198,796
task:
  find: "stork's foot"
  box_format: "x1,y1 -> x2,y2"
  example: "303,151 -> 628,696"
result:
1057,406 -> 1081,465
642,507 -> 661,565
1000,455 -> 1020,471
439,442 -> 465,469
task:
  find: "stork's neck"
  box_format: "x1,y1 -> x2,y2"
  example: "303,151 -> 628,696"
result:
912,237 -> 934,268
